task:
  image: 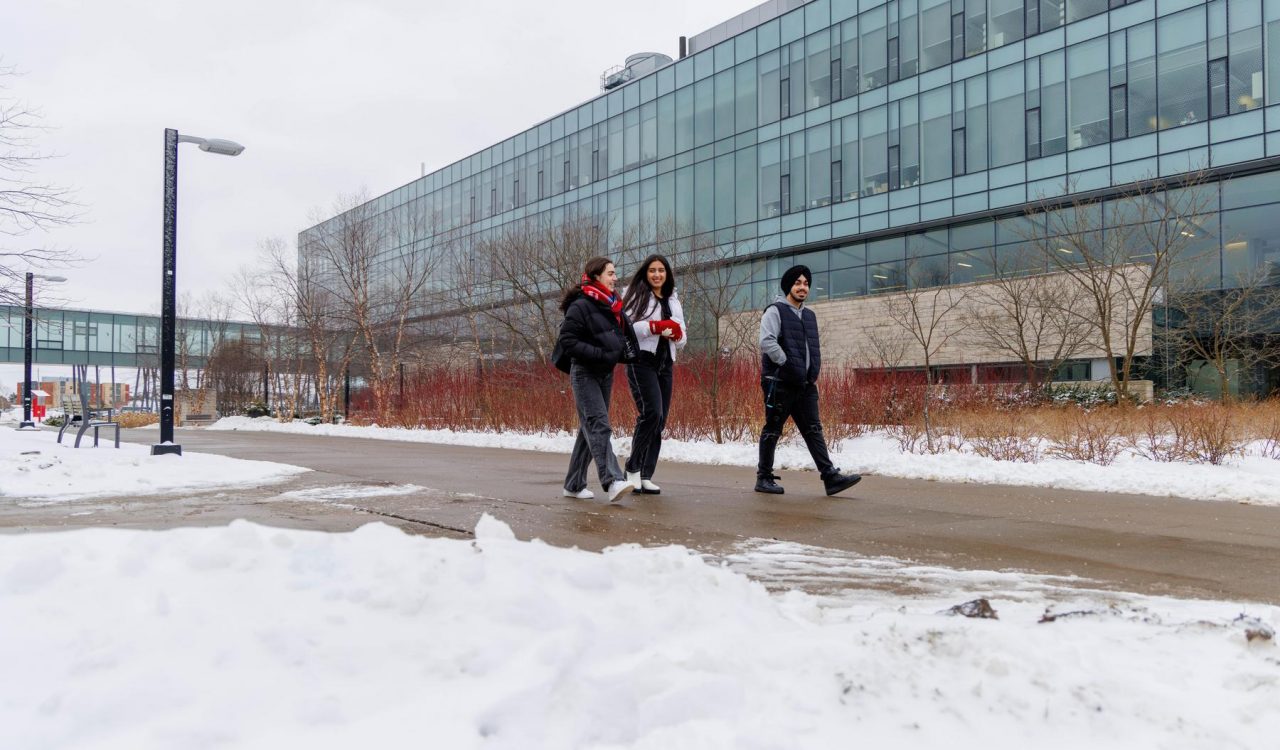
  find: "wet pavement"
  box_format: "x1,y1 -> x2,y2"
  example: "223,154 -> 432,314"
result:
4,426 -> 1279,604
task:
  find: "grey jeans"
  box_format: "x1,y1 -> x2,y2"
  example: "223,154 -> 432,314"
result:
565,363 -> 625,492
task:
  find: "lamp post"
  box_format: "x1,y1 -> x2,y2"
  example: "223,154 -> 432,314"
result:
152,128 -> 244,456
17,271 -> 67,430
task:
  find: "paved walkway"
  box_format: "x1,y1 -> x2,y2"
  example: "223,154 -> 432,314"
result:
6,427 -> 1280,604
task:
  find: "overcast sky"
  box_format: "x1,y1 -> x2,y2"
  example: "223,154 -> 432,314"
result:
5,0 -> 753,318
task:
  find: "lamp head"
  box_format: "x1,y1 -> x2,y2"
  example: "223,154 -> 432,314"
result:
198,138 -> 245,156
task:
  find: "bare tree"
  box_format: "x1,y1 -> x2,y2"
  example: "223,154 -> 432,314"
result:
248,236 -> 357,422
960,244 -> 1094,387
880,259 -> 970,450
1163,264 -> 1280,401
679,226 -> 758,444
302,191 -> 449,424
1024,173 -> 1217,396
0,63 -> 78,302
466,213 -> 610,363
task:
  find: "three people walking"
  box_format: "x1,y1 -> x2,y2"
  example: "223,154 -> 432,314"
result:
556,258 -> 861,502
621,254 -> 686,495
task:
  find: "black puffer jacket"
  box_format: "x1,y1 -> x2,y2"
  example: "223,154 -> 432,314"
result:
558,290 -> 637,375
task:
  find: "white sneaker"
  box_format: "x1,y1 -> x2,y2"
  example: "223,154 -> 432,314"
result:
626,470 -> 641,488
607,480 -> 635,503
640,479 -> 661,494
563,487 -> 594,499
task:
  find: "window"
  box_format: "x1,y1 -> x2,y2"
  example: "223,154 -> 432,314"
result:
1268,1 -> 1280,104
832,159 -> 843,201
758,50 -> 781,124
953,128 -> 967,175
989,65 -> 1024,167
861,107 -> 888,195
1040,0 -> 1065,33
966,0 -> 987,57
840,18 -> 860,99
921,0 -> 951,72
735,61 -> 758,133
1228,0 -> 1263,113
759,139 -> 781,217
1110,85 -> 1128,140
921,88 -> 951,183
781,76 -> 791,119
1209,57 -> 1229,119
888,145 -> 901,191
966,76 -> 988,173
806,30 -> 832,109
831,58 -> 842,101
781,173 -> 792,214
952,13 -> 965,63
900,97 -> 920,188
807,124 -> 832,208
989,0 -> 1022,48
1068,39 -> 1109,149
1157,7 -> 1208,129
889,36 -> 900,83
1128,23 -> 1157,136
1026,107 -> 1042,160
861,7 -> 888,90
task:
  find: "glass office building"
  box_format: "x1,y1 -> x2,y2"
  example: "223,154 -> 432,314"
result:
301,0 -> 1280,372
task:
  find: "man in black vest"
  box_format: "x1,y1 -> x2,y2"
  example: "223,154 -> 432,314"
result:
756,264 -> 862,496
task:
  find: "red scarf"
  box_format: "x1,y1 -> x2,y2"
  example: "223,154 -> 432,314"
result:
580,274 -> 623,327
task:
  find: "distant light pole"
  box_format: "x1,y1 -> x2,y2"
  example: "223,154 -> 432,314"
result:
152,128 -> 244,456
17,270 -> 67,429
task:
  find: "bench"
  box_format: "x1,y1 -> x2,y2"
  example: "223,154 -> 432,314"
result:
56,393 -> 120,449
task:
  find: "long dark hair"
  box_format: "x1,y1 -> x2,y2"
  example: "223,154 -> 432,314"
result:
622,254 -> 674,319
559,256 -> 613,311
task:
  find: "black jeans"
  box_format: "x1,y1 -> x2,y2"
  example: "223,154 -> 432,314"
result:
758,377 -> 836,480
625,358 -> 673,479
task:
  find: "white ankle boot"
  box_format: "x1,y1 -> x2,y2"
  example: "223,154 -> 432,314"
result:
639,479 -> 661,494
607,480 -> 635,503
626,470 -> 641,488
563,487 -> 594,499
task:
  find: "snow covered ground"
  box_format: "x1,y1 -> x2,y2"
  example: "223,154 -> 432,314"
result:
0,416 -> 308,502
210,416 -> 1280,506
3,515 -> 1276,749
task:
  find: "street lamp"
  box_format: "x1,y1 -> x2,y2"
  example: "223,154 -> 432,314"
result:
17,270 -> 67,430
152,128 -> 244,456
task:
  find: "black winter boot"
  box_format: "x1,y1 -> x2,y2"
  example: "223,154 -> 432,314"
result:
823,471 -> 862,496
755,473 -> 785,494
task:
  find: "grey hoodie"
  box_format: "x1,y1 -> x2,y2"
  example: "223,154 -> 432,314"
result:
759,294 -> 809,373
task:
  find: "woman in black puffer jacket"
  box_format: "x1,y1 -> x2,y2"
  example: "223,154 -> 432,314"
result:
556,256 -> 639,503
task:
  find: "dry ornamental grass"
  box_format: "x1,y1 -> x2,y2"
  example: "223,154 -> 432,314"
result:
339,358 -> 1280,464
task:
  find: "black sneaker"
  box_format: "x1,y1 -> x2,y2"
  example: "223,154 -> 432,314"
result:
823,472 -> 862,496
754,473 -> 785,494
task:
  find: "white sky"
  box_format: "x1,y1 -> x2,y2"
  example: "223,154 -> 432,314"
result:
4,0 -> 753,316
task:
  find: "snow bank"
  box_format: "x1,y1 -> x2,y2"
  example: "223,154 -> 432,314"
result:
4,517 -> 1276,749
0,426 -> 308,502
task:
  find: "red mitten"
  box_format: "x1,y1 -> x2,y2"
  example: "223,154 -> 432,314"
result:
649,319 -> 684,341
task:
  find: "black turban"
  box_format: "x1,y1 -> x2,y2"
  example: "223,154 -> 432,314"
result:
780,264 -> 811,294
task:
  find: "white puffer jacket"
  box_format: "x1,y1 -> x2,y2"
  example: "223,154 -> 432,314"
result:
628,289 -> 688,362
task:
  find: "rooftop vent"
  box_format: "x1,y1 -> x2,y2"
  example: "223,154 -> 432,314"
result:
600,52 -> 674,91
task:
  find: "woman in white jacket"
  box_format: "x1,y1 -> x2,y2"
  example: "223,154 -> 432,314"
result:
620,254 -> 687,494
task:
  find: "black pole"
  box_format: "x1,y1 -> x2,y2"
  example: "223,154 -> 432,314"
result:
152,128 -> 182,455
344,368 -> 350,420
18,272 -> 34,429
